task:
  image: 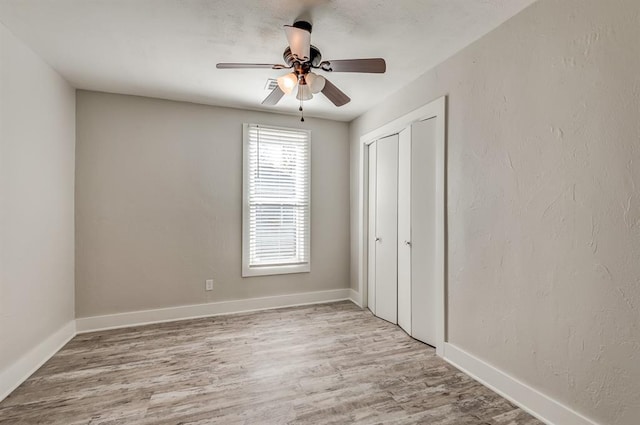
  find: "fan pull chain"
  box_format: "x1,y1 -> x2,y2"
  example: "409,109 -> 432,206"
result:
299,98 -> 304,122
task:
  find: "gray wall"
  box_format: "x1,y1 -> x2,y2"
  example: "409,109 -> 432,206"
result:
349,0 -> 640,424
75,91 -> 350,318
0,23 -> 76,374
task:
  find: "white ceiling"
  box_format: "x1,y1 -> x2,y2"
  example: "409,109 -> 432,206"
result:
0,0 -> 537,121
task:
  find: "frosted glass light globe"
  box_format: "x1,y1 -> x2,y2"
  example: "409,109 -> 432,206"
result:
277,72 -> 298,94
296,84 -> 313,101
305,72 -> 326,94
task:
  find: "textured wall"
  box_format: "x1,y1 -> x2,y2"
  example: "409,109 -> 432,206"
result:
76,91 -> 350,317
349,0 -> 640,423
0,23 -> 76,375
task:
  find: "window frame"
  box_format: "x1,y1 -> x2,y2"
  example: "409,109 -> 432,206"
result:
242,123 -> 311,277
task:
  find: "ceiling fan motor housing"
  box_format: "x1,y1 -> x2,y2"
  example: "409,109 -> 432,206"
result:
283,45 -> 322,70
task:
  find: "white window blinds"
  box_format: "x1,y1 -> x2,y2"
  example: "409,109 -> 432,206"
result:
242,124 -> 311,276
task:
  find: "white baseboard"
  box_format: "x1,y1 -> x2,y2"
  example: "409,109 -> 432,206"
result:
0,320 -> 76,402
348,289 -> 362,307
443,343 -> 599,425
76,288 -> 353,333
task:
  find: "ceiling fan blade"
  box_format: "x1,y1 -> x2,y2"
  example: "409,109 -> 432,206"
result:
216,63 -> 288,69
284,25 -> 311,62
261,86 -> 285,106
320,58 -> 386,73
321,78 -> 351,107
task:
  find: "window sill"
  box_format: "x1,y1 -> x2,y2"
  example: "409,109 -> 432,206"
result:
242,263 -> 310,277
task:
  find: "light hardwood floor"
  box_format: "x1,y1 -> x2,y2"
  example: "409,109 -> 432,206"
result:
0,302 -> 542,424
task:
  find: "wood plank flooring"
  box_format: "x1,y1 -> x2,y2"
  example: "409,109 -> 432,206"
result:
0,301 -> 542,424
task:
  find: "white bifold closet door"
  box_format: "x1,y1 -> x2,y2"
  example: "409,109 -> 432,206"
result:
373,134 -> 398,324
397,128 -> 412,334
367,120 -> 437,347
367,142 -> 377,313
410,118 -> 437,346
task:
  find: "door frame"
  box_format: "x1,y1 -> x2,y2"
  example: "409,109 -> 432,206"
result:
358,95 -> 447,357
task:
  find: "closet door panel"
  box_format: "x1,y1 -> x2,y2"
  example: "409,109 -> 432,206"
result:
367,142 -> 377,313
397,128 -> 412,334
411,118 -> 437,346
374,135 -> 398,324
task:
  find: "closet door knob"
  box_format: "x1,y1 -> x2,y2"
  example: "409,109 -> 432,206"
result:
375,237 -> 381,242
404,240 -> 411,246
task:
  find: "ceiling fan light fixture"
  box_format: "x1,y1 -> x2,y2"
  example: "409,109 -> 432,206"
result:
296,84 -> 313,101
277,72 -> 297,94
305,72 -> 326,94
216,20 -> 386,110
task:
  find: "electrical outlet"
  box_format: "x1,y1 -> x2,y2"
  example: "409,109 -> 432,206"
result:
205,279 -> 214,291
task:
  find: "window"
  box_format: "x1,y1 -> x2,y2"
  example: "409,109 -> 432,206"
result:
242,123 -> 311,277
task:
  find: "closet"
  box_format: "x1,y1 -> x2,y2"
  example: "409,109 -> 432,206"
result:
367,118 -> 437,347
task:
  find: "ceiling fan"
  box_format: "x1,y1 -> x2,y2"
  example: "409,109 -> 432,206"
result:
216,20 -> 386,120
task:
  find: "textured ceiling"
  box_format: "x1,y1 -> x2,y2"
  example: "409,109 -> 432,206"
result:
0,0 -> 537,121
